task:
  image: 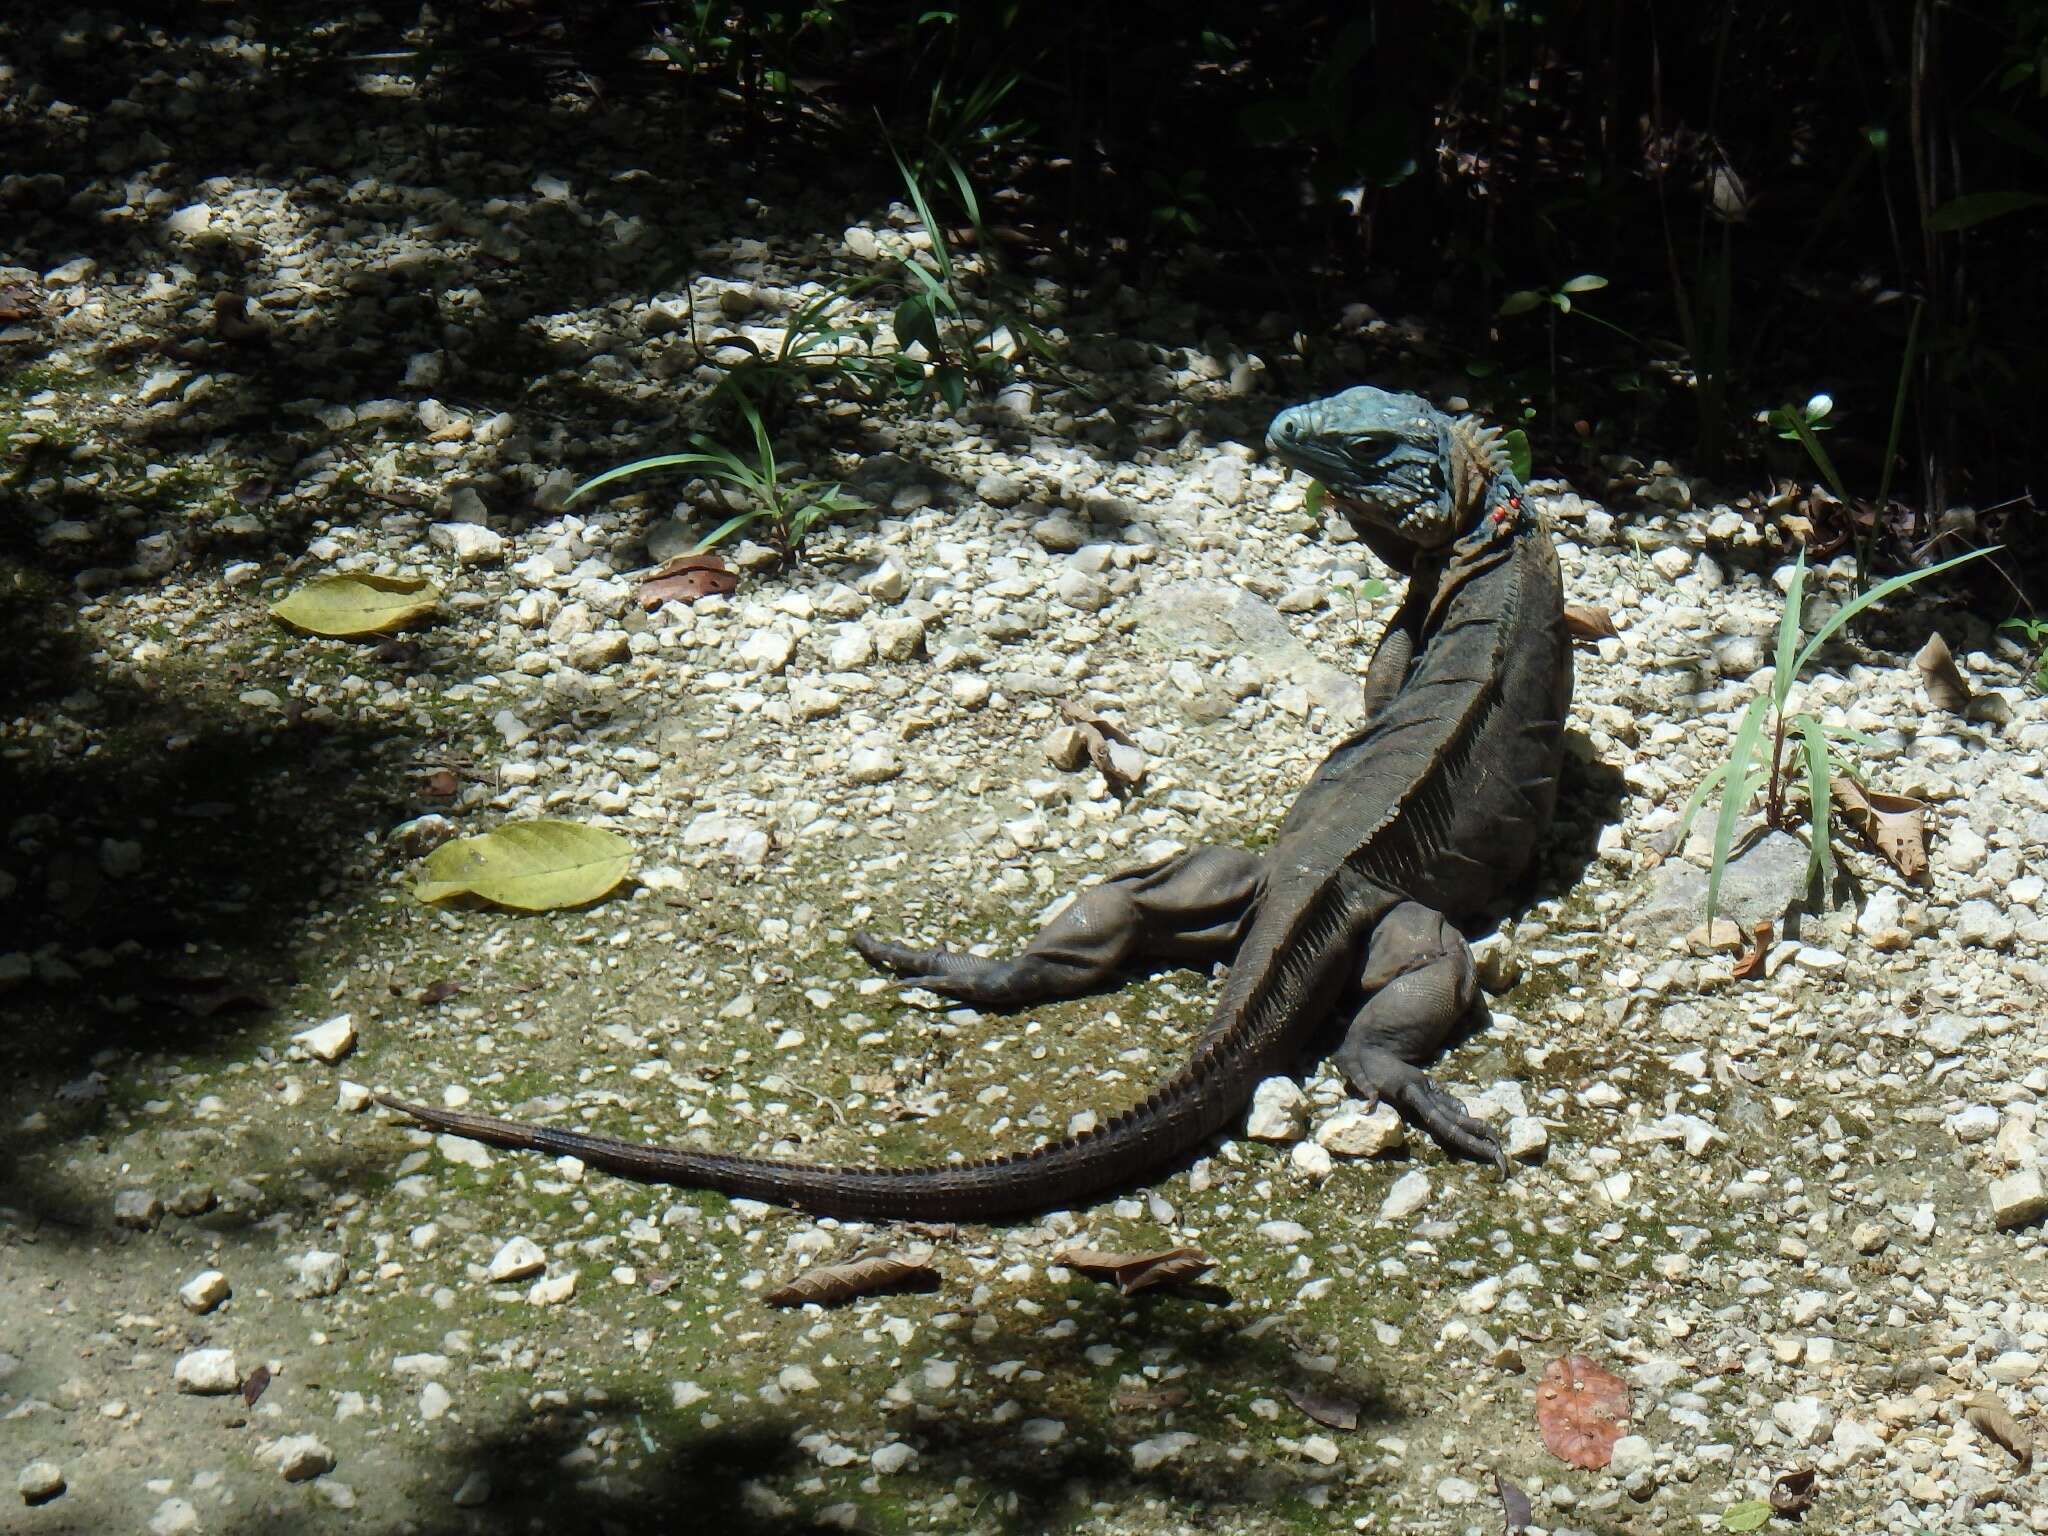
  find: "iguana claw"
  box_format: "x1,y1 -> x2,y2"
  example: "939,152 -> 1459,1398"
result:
851,931 -> 1020,1007
1339,1046 -> 1509,1175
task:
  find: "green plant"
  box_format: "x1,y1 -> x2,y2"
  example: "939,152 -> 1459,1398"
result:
1497,276 -> 1633,444
655,3 -> 849,123
2004,617 -> 2048,691
700,279 -> 881,429
1147,169 -> 1214,236
564,396 -> 865,563
1767,296 -> 1924,587
854,144 -> 1062,412
1670,544 -> 1996,927
1326,569 -> 1390,646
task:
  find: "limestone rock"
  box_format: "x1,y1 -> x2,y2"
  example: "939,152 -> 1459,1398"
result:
1245,1077 -> 1306,1142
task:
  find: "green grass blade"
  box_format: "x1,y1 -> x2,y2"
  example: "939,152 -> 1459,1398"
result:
1668,758 -> 1732,856
1789,545 -> 1999,678
891,145 -> 954,286
566,452 -> 742,506
690,509 -> 761,555
1877,300 -> 1924,510
941,149 -> 983,236
1799,713 -> 1833,894
1707,695 -> 1771,928
685,433 -> 766,492
1781,405 -> 1851,503
897,255 -> 959,310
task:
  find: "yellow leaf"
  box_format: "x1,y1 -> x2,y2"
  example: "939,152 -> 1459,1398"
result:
271,574 -> 441,637
414,821 -> 633,912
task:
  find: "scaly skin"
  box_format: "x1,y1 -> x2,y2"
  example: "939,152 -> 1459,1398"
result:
379,386 -> 1571,1220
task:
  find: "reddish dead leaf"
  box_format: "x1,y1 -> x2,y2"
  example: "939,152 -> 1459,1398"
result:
1831,773 -> 1928,881
416,978 -> 463,1006
1562,603 -> 1619,642
1055,1245 -> 1216,1295
1730,920 -> 1773,981
638,554 -> 738,609
1535,1353 -> 1631,1470
1497,1472 -> 1533,1534
763,1253 -> 937,1308
1285,1386 -> 1360,1431
241,1364 -> 271,1407
1967,1392 -> 2035,1473
1770,1466 -> 1817,1515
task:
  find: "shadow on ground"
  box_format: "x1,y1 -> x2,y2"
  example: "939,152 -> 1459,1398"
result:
205,1283 -> 1402,1536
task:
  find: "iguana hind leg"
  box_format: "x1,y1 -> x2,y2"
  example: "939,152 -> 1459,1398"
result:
853,845 -> 1264,1009
1333,902 -> 1506,1171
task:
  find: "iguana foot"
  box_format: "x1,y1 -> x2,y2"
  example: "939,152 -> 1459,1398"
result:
851,931 -> 1035,1008
1338,1044 -> 1507,1173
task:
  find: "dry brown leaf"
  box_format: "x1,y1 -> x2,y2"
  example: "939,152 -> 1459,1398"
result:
1055,1245 -> 1216,1295
1967,1392 -> 2035,1473
1285,1386 -> 1360,1431
763,1253 -> 937,1309
1730,920 -> 1773,981
1563,603 -> 1619,642
1535,1353 -> 1631,1470
1913,632 -> 1971,712
638,553 -> 739,609
1770,1466 -> 1817,1515
241,1364 -> 271,1407
1497,1472 -> 1533,1535
1058,702 -> 1148,790
1831,773 -> 1928,881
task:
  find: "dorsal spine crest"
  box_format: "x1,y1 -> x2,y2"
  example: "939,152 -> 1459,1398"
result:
1447,415 -> 1511,519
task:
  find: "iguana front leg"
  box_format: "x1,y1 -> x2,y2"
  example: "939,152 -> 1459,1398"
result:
1333,901 -> 1505,1170
1357,559 -> 1437,720
854,845 -> 1265,1009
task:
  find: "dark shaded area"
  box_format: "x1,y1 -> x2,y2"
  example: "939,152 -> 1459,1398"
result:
8,2 -> 2045,580
50,1274 -> 1409,1536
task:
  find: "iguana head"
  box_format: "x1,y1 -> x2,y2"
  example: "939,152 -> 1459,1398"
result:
1266,385 -> 1508,554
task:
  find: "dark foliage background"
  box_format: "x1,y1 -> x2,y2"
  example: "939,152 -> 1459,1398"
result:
481,0 -> 2047,586
7,0 -> 2045,585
